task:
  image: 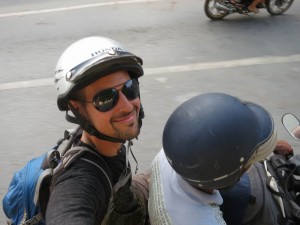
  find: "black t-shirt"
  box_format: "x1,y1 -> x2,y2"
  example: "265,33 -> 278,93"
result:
45,141 -> 126,225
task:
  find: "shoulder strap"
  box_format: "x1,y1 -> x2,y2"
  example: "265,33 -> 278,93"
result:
38,146 -> 113,221
54,146 -> 113,190
57,146 -> 114,211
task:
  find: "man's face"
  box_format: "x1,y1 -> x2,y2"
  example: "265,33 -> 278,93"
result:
75,71 -> 141,141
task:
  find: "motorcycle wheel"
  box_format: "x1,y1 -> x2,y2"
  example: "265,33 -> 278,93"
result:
204,0 -> 229,20
266,0 -> 294,15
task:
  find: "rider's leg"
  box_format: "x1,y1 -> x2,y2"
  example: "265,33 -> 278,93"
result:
248,0 -> 264,13
229,0 -> 243,6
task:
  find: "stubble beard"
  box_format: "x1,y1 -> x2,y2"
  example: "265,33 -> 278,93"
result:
111,105 -> 141,141
112,119 -> 141,141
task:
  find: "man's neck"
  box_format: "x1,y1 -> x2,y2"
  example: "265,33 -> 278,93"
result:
81,131 -> 122,157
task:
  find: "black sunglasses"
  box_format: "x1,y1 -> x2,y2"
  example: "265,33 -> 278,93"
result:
78,79 -> 140,112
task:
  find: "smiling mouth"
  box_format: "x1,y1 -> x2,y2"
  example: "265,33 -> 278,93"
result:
113,112 -> 135,123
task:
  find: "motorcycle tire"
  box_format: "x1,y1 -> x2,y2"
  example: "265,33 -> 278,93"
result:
204,0 -> 229,20
266,0 -> 294,15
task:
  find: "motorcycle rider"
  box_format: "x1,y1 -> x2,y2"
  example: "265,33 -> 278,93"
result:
148,93 -> 278,225
248,0 -> 265,13
46,36 -> 150,225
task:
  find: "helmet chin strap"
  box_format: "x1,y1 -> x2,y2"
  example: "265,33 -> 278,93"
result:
66,104 -> 126,143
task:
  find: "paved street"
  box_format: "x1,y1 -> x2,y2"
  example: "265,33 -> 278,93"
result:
1,0 -> 300,223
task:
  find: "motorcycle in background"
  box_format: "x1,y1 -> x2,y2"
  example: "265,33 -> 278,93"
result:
204,0 -> 294,20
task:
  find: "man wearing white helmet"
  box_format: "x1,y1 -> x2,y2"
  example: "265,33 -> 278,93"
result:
148,93 -> 279,225
46,36 -> 149,225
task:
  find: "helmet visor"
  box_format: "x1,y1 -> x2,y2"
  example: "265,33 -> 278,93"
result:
65,50 -> 143,83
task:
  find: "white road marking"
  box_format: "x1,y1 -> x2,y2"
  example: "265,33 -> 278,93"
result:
0,0 -> 159,18
0,78 -> 53,90
146,54 -> 300,75
0,54 -> 300,91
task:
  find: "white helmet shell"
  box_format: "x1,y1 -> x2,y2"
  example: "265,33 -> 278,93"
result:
54,36 -> 143,111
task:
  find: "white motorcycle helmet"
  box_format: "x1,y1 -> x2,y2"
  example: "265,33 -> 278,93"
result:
54,36 -> 144,143
54,36 -> 143,111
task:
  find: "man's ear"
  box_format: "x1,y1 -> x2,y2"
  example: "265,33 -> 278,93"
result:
68,100 -> 80,111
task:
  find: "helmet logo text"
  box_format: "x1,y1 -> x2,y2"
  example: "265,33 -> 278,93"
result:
91,47 -> 124,57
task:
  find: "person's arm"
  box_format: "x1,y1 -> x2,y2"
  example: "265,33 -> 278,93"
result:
46,163 -> 109,225
292,126 -> 300,139
273,140 -> 294,158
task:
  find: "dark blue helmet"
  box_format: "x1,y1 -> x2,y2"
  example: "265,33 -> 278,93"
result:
163,93 -> 277,190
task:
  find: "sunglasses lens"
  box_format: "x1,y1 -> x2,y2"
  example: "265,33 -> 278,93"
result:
123,79 -> 139,100
92,79 -> 139,112
93,89 -> 118,112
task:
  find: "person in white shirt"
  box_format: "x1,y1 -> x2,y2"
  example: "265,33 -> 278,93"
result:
148,93 -> 277,225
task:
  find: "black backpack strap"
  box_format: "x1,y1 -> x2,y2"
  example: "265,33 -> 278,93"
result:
75,147 -> 113,207
39,146 -> 113,219
54,146 -> 113,191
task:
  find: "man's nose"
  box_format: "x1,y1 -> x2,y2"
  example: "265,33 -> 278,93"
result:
116,91 -> 134,111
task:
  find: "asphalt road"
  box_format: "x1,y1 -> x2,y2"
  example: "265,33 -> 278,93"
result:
1,0 -> 300,223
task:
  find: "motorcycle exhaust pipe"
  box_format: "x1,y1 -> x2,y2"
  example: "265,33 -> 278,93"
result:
214,2 -> 232,12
